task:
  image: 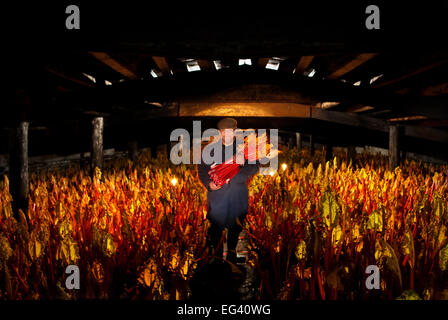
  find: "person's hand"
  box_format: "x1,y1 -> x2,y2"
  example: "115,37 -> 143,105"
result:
209,181 -> 222,191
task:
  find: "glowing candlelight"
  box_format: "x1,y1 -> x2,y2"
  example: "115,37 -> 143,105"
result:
269,170 -> 275,177
171,177 -> 178,213
282,163 -> 287,171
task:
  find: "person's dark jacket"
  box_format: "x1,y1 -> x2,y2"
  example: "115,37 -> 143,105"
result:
197,141 -> 259,228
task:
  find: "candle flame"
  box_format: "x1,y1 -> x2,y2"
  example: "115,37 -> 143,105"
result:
171,177 -> 178,186
282,163 -> 287,170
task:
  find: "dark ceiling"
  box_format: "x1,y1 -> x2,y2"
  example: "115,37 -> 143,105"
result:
3,2 -> 448,160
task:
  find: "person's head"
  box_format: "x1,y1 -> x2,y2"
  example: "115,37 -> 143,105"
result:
217,118 -> 237,146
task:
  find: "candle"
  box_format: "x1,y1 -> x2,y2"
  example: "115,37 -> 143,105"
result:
171,177 -> 178,213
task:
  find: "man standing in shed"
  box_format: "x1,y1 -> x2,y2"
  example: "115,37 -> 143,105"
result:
197,118 -> 259,265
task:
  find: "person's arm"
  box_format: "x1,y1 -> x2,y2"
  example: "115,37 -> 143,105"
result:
240,162 -> 260,176
231,161 -> 260,184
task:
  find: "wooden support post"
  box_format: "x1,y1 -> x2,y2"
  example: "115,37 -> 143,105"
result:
402,150 -> 407,161
288,136 -> 295,149
296,133 -> 303,150
91,117 -> 104,174
8,122 -> 29,218
325,144 -> 333,163
128,141 -> 138,162
389,125 -> 400,169
310,135 -> 315,156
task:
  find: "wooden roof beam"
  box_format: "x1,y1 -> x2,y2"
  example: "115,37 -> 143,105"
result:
396,81 -> 448,96
420,82 -> 448,96
312,108 -> 387,132
63,68 -> 448,120
132,101 -> 448,144
327,53 -> 378,80
374,58 -> 448,88
295,56 -> 314,75
45,67 -> 94,88
257,58 -> 269,68
179,102 -> 311,117
197,59 -> 214,71
152,56 -> 171,75
89,52 -> 138,80
411,119 -> 448,127
312,109 -> 448,144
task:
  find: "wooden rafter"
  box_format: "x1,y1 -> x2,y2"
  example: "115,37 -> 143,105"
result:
152,56 -> 171,75
412,119 -> 448,127
55,85 -> 70,92
398,82 -> 448,96
179,102 -> 311,117
133,102 -> 448,144
374,58 -> 448,88
345,105 -> 375,113
420,82 -> 448,96
389,115 -> 427,122
89,52 -> 138,80
312,109 -> 448,143
403,125 -> 448,144
197,59 -> 214,70
312,108 -> 387,132
97,68 -> 448,120
258,58 -> 269,68
45,67 -> 94,88
327,53 -> 378,80
295,56 -> 314,74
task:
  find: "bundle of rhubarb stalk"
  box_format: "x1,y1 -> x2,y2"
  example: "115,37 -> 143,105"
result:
208,132 -> 276,187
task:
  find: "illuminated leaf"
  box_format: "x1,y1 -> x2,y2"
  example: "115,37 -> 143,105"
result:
104,234 -> 116,257
367,210 -> 383,232
401,228 -> 415,268
92,260 -> 105,283
295,240 -> 307,260
170,251 -> 180,270
0,235 -> 13,263
396,290 -> 422,300
376,239 -> 402,287
28,239 -> 42,260
355,241 -> 364,253
59,220 -> 71,239
332,225 -> 343,247
440,244 -> 448,272
139,260 -> 159,288
180,261 -> 188,280
319,191 -> 341,228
